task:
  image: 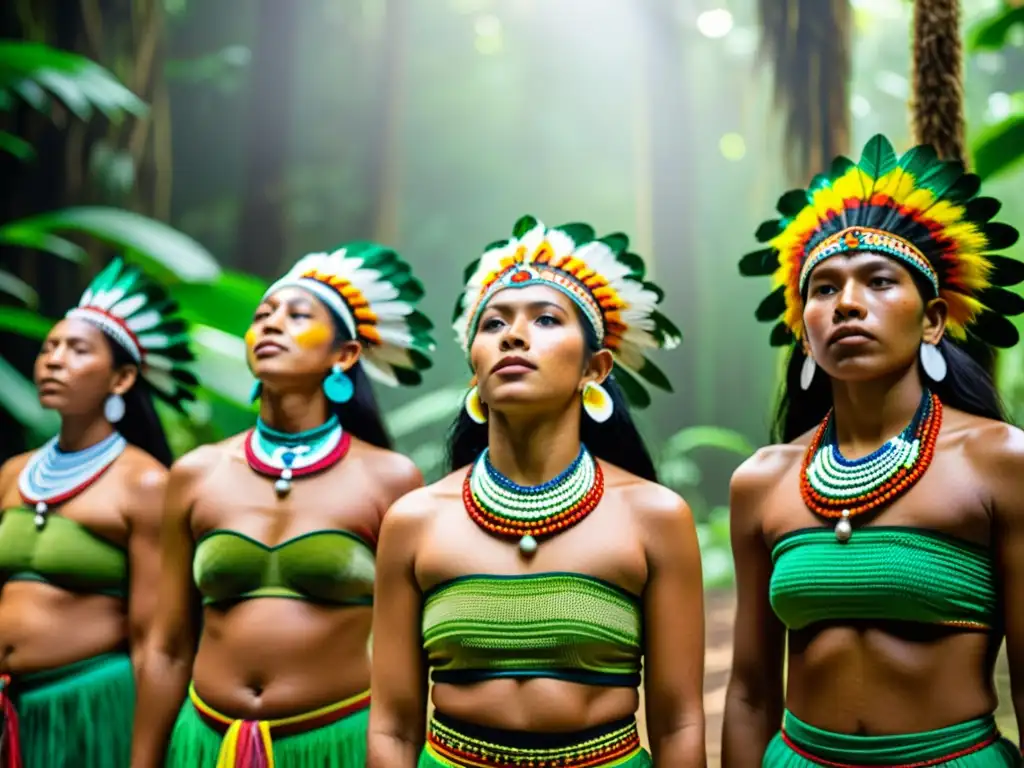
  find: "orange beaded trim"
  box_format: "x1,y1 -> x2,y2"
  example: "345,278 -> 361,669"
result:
462,462 -> 605,541
800,393 -> 942,520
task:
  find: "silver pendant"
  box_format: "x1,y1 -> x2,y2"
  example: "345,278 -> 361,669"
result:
834,510 -> 852,543
274,468 -> 293,497
34,501 -> 48,530
518,534 -> 538,555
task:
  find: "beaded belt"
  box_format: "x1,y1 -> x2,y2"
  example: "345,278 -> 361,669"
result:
425,712 -> 643,767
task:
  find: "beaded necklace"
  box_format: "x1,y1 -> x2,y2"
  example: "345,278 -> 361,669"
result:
18,432 -> 127,530
462,445 -> 604,555
801,389 -> 941,542
244,415 -> 351,497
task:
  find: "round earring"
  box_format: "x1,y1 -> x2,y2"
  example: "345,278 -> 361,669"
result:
323,363 -> 354,404
465,386 -> 487,424
800,354 -> 817,391
249,380 -> 262,404
581,381 -> 613,422
104,393 -> 126,423
919,342 -> 947,382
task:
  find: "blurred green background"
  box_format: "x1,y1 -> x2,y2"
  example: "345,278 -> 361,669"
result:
2,0 -> 1023,609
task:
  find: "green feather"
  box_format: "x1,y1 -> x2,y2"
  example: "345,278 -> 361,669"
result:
405,310 -> 434,332
555,223 -> 595,246
406,348 -> 433,371
755,285 -> 786,321
392,365 -> 423,387
641,281 -> 664,303
894,145 -> 937,181
807,173 -> 832,195
985,255 -> 1024,287
972,310 -> 1020,348
769,322 -> 793,347
858,134 -> 898,179
978,287 -> 1024,316
609,364 -> 651,409
634,357 -> 672,392
512,215 -> 538,238
462,261 -> 479,284
739,248 -> 779,276
984,222 -> 1020,251
618,252 -> 645,278
650,311 -> 682,345
755,220 -> 782,243
964,197 -> 1002,224
943,173 -> 981,204
599,233 -> 629,254
776,189 -> 809,217
829,156 -> 856,180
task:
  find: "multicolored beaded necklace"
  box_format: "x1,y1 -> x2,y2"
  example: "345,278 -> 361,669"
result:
462,444 -> 604,556
801,388 -> 941,542
244,415 -> 351,497
18,432 -> 127,530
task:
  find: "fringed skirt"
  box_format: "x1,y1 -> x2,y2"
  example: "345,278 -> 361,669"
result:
166,682 -> 370,768
0,652 -> 134,768
419,711 -> 653,767
764,710 -> 1022,767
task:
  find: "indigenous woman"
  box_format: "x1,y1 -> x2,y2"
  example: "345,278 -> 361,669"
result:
0,257 -> 198,768
723,134 -> 1024,767
368,216 -> 707,768
130,243 -> 435,768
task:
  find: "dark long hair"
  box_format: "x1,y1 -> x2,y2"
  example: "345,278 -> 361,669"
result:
445,312 -> 658,481
325,310 -> 393,450
103,337 -> 174,468
772,276 -> 1009,444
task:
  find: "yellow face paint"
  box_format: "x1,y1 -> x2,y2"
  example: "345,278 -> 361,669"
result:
244,327 -> 258,366
294,321 -> 331,349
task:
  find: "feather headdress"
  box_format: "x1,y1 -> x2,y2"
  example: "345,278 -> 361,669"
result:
68,257 -> 198,411
740,134 -> 1024,348
265,242 -> 434,387
452,215 -> 681,408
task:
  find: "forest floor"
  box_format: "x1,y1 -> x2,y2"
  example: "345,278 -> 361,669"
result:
641,589 -> 1019,767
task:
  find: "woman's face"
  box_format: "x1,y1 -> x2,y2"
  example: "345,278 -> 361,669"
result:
802,251 -> 946,382
34,318 -> 136,416
470,283 -> 610,417
245,286 -> 359,386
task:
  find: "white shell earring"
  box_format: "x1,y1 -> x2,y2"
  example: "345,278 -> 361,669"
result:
103,393 -> 126,423
800,354 -> 817,391
919,342 -> 947,382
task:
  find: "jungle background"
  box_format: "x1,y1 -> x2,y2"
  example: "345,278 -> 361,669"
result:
2,0 -> 1023,762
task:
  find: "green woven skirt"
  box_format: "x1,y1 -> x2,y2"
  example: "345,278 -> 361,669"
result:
764,710 -> 1022,767
0,652 -> 133,768
419,712 -> 652,767
166,682 -> 370,767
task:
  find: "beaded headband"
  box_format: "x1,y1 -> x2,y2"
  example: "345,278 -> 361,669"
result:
68,257 -> 198,412
452,215 -> 681,408
740,134 -> 1024,348
265,242 -> 435,387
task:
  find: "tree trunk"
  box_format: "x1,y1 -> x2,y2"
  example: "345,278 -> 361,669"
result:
911,0 -> 965,164
234,0 -> 300,277
758,0 -> 851,184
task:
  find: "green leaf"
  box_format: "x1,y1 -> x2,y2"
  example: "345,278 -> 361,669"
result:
385,387 -> 464,439
189,324 -> 256,406
661,425 -> 756,458
2,207 -> 220,282
968,5 -> 1024,52
972,115 -> 1024,182
0,270 -> 39,306
0,130 -> 34,161
0,306 -> 54,340
0,41 -> 147,121
172,270 -> 268,337
0,355 -> 58,441
0,224 -> 85,262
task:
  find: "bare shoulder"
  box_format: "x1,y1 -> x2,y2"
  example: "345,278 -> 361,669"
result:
378,472 -> 459,555
956,412 -> 1024,476
0,451 -> 32,496
349,439 -> 423,497
120,445 -> 168,493
168,436 -> 238,493
604,463 -> 693,531
730,440 -> 804,501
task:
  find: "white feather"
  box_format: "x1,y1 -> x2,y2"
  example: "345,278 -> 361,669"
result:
362,358 -> 399,387
144,368 -> 177,396
145,354 -> 175,372
126,309 -> 162,333
136,332 -> 170,350
111,293 -> 147,317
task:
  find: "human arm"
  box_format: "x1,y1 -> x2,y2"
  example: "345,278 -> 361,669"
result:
367,489 -> 431,768
129,448 -> 209,768
640,488 -> 707,767
125,464 -> 169,674
721,451 -> 787,768
983,425 -> 1024,754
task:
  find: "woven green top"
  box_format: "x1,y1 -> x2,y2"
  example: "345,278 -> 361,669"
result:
193,529 -> 375,606
0,508 -> 126,598
770,527 -> 996,631
422,572 -> 643,687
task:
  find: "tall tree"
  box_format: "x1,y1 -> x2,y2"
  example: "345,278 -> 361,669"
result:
234,0 -> 300,277
911,0 -> 965,163
757,0 -> 852,185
